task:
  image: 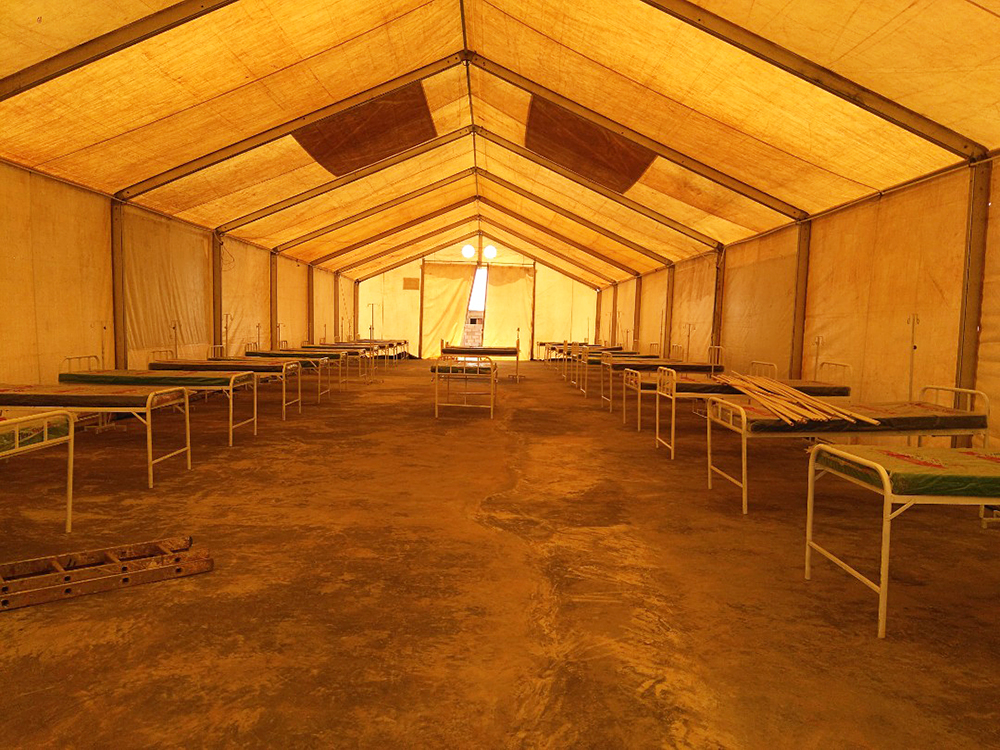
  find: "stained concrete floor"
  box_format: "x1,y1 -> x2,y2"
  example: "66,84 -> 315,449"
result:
1,360 -> 999,748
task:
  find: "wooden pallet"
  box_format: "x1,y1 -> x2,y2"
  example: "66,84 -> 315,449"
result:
0,536 -> 213,611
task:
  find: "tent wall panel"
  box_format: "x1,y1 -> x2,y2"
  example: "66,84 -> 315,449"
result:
420,262 -> 475,358
638,268 -> 670,355
124,206 -> 211,367
277,256 -> 309,347
483,265 -> 535,359
615,278 -> 638,350
0,162 -> 113,384
534,266 -> 596,353
313,269 -> 337,344
338,274 -> 355,341
221,237 -> 269,355
358,260 -> 422,351
598,287 -> 614,345
671,254 -> 717,361
720,227 -> 798,377
803,171 -> 969,406
976,165 -> 1000,443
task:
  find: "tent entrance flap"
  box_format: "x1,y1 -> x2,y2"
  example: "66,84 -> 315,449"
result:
483,265 -> 535,360
421,263 -> 477,359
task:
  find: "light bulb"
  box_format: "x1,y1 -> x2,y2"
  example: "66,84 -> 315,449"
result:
461,244 -> 476,259
484,244 -> 497,259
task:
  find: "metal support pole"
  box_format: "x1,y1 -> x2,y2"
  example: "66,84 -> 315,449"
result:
269,253 -> 278,349
956,162 -> 992,392
790,221 -> 812,378
333,271 -> 341,342
306,265 -> 315,344
212,231 -> 223,348
711,249 -> 725,348
611,283 -> 619,346
110,200 -> 127,368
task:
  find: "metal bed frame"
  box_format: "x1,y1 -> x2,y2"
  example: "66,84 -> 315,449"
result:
706,385 -> 990,515
653,361 -> 854,456
60,357 -> 256,447
227,350 -> 328,409
0,411 -> 76,532
295,343 -> 375,383
806,443 -> 997,638
0,386 -> 191,489
432,355 -> 498,419
601,347 -> 723,412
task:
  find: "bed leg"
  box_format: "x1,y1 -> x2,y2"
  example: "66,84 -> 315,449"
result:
281,375 -> 287,421
228,388 -> 234,447
877,495 -> 893,639
65,431 -> 74,534
655,392 -> 661,448
184,390 -> 192,470
297,367 -> 303,414
253,377 -> 258,436
146,407 -> 155,489
670,395 -> 676,460
637,387 -> 641,432
622,378 -> 627,425
741,430 -> 749,514
805,451 -> 817,579
706,413 -> 713,489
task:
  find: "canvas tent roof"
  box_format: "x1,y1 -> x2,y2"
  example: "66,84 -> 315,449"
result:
1,0 -> 997,283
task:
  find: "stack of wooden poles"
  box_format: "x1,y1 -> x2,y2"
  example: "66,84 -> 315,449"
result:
714,374 -> 880,426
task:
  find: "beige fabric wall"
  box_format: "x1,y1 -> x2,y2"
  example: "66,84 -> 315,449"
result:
534,266 -> 596,352
598,287 -> 614,344
338,274 -> 355,341
220,237 -> 269,355
638,269 -> 670,355
0,162 -> 113,384
615,278 -> 638,349
124,206 -> 211,366
420,262 -> 475,358
483,265 -> 535,359
671,254 -> 717,360
803,171 -> 968,403
720,227 -> 799,376
357,260 -> 421,352
975,166 -> 1000,442
313,269 -> 337,344
276,256 -> 308,347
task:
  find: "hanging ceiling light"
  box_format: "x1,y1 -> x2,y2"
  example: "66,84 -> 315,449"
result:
483,244 -> 497,260
461,244 -> 476,259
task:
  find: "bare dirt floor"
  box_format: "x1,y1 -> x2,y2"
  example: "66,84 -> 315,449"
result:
1,359 -> 999,749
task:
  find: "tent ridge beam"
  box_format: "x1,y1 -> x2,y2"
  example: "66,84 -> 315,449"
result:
117,52 -> 467,199
330,217 -> 479,274
0,0 -> 240,102
480,230 -> 601,289
476,167 -> 681,262
217,125 -> 474,233
468,54 -> 807,219
308,197 -> 478,266
275,168 -> 477,254
480,198 -> 639,277
474,127 -> 723,247
479,219 -> 616,284
638,0 -> 986,160
357,230 -> 481,281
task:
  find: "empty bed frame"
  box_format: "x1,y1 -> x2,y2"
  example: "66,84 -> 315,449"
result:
432,355 -> 498,418
441,344 -> 520,382
0,411 -> 75,532
651,367 -> 851,454
0,384 -> 191,489
706,386 -> 989,514
602,352 -> 721,412
59,369 -> 256,446
806,443 -> 1000,638
154,357 -> 308,417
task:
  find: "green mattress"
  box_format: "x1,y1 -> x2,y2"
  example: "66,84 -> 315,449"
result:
244,350 -> 339,364
0,418 -> 72,453
609,359 -> 720,373
431,365 -> 494,375
673,376 -> 850,397
817,445 -> 1000,497
59,370 -> 254,388
735,401 -> 987,435
151,358 -> 297,373
441,346 -> 518,357
0,384 -> 185,409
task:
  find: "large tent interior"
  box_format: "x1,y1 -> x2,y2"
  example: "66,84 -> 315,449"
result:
2,1 -> 1000,746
